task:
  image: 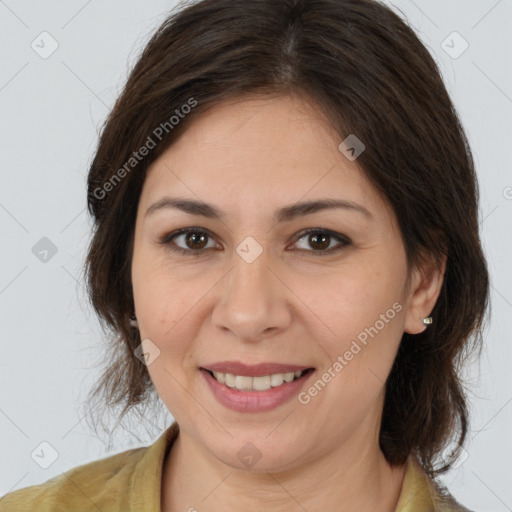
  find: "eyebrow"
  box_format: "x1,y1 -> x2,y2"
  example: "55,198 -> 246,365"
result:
145,197 -> 372,222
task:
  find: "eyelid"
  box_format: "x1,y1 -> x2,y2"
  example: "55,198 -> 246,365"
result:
160,227 -> 218,248
159,227 -> 351,255
294,228 -> 351,247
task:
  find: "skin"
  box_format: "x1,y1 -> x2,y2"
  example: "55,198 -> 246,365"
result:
131,92 -> 446,512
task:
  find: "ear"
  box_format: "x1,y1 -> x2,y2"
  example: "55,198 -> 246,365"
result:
403,252 -> 447,335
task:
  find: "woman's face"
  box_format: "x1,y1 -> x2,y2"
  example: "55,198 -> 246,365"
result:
131,93 -> 431,472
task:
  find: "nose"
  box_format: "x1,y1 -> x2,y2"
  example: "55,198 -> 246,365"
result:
211,246 -> 292,342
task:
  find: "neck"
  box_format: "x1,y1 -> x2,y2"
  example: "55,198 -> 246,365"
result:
161,423 -> 407,512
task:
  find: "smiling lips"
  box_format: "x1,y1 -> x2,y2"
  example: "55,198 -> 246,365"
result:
201,362 -> 312,391
200,361 -> 316,412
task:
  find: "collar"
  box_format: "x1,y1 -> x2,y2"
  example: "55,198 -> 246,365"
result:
127,422 -> 443,512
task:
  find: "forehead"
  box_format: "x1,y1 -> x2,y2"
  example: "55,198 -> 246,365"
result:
139,94 -> 392,224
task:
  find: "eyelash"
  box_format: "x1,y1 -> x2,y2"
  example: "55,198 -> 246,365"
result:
159,227 -> 351,257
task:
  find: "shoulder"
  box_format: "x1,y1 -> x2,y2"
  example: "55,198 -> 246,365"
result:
397,455 -> 475,512
0,444 -> 148,511
0,423 -> 179,512
430,479 -> 474,512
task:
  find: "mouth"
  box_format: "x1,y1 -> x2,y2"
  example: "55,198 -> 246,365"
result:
200,367 -> 315,392
199,365 -> 316,412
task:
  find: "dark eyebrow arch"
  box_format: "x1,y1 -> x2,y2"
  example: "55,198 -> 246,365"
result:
145,197 -> 372,222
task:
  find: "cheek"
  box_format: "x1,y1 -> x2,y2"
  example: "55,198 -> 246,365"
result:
134,275 -> 198,348
132,263 -> 202,417
131,254 -> 193,364
132,245 -> 194,327
303,261 -> 404,335
299,274 -> 405,437
299,263 -> 405,386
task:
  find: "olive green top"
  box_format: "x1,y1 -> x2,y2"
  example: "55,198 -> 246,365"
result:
0,422 -> 471,511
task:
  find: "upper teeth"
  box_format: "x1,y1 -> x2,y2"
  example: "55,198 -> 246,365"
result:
212,370 -> 305,391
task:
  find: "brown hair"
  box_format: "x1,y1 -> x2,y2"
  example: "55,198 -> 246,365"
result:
82,0 -> 489,478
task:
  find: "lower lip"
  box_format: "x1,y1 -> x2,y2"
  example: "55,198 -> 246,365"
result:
200,368 -> 315,413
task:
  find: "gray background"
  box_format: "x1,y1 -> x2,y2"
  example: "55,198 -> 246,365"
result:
0,1 -> 511,509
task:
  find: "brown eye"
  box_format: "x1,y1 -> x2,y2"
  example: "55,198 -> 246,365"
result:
307,232 -> 330,250
183,231 -> 209,250
293,229 -> 351,255
160,228 -> 217,255
160,227 -> 350,257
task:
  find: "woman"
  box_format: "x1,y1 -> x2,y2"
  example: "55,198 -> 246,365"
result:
0,0 -> 489,510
